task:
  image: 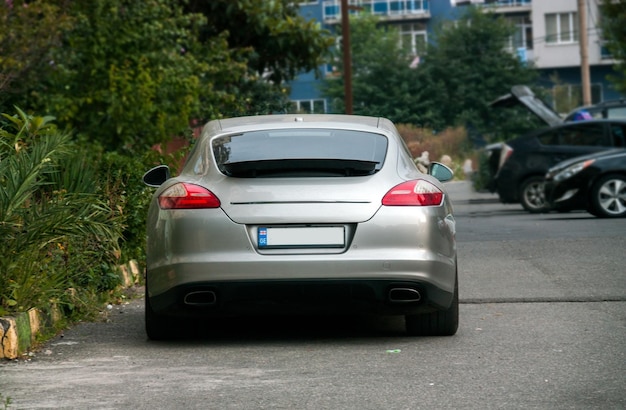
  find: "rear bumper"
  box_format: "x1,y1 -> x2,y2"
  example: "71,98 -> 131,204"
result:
148,278 -> 455,317
146,202 -> 457,317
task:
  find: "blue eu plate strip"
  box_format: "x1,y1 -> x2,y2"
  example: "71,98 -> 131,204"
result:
258,227 -> 268,247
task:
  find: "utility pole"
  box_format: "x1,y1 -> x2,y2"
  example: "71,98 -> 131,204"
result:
578,0 -> 591,106
341,0 -> 353,114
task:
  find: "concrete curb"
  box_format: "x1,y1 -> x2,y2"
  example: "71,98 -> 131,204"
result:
0,260 -> 141,360
443,180 -> 498,203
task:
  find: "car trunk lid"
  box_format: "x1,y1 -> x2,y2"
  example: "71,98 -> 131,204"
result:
212,175 -> 387,224
491,85 -> 563,127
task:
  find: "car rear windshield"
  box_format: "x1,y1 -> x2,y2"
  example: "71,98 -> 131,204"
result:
212,129 -> 388,178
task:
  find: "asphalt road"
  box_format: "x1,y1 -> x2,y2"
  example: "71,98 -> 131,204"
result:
1,181 -> 625,410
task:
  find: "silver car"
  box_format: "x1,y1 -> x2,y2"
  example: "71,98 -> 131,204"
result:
142,114 -> 458,339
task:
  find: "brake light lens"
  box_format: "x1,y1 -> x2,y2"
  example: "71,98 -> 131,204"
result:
158,183 -> 221,209
498,144 -> 514,169
382,180 -> 444,206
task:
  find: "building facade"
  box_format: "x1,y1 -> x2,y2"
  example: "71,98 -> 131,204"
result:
288,0 -> 623,115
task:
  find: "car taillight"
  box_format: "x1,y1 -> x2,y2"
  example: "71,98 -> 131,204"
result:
498,144 -> 514,169
382,180 -> 444,206
158,183 -> 221,209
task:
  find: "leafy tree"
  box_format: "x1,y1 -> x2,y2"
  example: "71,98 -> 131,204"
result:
29,0 -> 245,151
599,0 -> 626,94
2,0 -> 333,152
183,0 -> 334,119
0,0 -> 71,111
418,7 -> 538,137
185,0 -> 334,84
321,14 -> 426,123
320,8 -> 538,139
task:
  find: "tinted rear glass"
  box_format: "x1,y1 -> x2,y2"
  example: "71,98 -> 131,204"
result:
212,129 -> 388,177
537,123 -> 608,147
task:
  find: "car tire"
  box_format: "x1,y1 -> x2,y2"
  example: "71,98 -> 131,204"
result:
520,176 -> 547,213
588,174 -> 626,218
145,284 -> 171,341
405,274 -> 458,336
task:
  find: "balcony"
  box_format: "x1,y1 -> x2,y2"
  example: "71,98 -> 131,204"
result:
323,0 -> 430,23
479,0 -> 531,13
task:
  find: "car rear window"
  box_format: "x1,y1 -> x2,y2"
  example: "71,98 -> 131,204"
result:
537,123 -> 608,147
211,129 -> 388,177
608,107 -> 626,119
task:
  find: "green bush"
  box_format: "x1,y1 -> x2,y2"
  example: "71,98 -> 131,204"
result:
0,108 -> 123,317
93,135 -> 192,268
96,150 -> 156,268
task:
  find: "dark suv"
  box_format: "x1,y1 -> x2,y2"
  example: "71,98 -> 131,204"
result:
495,119 -> 626,212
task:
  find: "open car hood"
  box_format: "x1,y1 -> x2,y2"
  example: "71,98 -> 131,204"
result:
490,85 -> 563,127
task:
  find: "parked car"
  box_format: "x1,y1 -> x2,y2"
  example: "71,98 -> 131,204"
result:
544,148 -> 626,217
142,114 -> 458,340
563,98 -> 626,122
489,85 -> 626,212
496,119 -> 626,212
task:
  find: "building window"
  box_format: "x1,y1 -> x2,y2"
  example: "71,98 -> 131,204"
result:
323,0 -> 429,20
399,23 -> 427,55
290,99 -> 327,114
545,12 -> 578,44
600,43 -> 613,60
506,15 -> 533,51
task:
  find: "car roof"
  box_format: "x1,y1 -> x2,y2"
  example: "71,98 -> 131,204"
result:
586,147 -> 626,158
508,118 -> 626,143
564,98 -> 626,121
569,98 -> 626,111
529,117 -> 626,132
550,118 -> 626,126
201,114 -> 397,136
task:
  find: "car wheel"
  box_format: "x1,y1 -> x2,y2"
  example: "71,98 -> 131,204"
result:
588,174 -> 626,218
405,274 -> 458,336
520,176 -> 547,213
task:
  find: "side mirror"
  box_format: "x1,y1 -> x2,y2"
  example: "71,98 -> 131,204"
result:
429,162 -> 454,183
143,165 -> 170,187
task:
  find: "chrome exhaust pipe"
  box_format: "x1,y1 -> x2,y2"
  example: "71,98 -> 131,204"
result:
388,288 -> 421,303
184,290 -> 217,306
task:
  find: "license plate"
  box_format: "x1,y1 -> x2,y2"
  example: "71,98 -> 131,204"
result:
258,226 -> 345,248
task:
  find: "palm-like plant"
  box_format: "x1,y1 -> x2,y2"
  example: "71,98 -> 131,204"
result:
0,108 -> 123,315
